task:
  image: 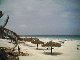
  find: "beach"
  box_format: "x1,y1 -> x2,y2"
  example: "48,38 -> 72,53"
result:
0,38 -> 80,60
0,0 -> 80,60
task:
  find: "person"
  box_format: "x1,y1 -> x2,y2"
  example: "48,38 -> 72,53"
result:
18,46 -> 20,54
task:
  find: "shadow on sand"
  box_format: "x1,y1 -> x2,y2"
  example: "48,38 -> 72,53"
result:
36,48 -> 49,50
43,52 -> 63,56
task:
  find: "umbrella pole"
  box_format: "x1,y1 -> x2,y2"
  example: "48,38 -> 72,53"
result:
37,43 -> 38,49
51,46 -> 53,55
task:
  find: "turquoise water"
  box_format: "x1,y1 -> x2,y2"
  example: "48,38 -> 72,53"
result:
21,35 -> 80,40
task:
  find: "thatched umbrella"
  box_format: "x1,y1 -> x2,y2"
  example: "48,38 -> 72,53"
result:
42,41 -> 61,54
23,37 -> 33,42
31,39 -> 44,49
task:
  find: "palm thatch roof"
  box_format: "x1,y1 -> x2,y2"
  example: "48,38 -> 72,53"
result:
42,41 -> 61,47
31,39 -> 44,44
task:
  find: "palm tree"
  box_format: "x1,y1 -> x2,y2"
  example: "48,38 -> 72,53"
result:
0,11 -> 9,38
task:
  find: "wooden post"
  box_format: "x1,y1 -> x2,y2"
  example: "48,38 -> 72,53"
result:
37,43 -> 38,49
51,46 -> 52,55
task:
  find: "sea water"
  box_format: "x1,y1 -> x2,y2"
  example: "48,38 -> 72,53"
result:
20,35 -> 80,41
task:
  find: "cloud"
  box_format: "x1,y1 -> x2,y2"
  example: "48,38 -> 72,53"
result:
19,24 -> 27,28
0,0 -> 80,35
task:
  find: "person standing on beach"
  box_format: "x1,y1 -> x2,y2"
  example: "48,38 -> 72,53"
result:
18,46 -> 20,54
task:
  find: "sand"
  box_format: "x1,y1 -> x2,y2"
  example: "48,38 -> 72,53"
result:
0,39 -> 80,60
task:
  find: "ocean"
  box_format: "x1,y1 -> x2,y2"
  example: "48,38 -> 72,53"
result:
20,35 -> 80,40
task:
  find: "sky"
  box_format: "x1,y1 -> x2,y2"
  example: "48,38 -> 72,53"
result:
0,0 -> 80,35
